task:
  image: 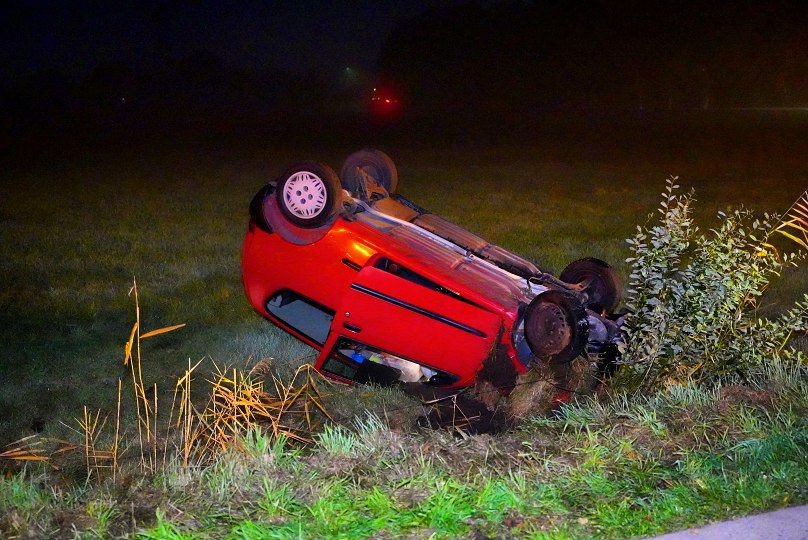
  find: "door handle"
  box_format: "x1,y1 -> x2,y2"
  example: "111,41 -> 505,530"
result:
342,322 -> 362,333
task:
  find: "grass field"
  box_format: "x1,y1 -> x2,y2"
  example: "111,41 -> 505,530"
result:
1,137 -> 806,537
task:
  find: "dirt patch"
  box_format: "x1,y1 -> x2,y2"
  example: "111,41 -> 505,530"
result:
416,393 -> 511,435
476,345 -> 519,393
710,384 -> 779,418
409,355 -> 607,434
718,385 -> 776,407
508,371 -> 558,419
431,432 -> 530,475
52,509 -> 97,538
509,356 -> 600,421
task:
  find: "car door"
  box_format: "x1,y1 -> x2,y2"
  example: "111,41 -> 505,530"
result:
322,265 -> 502,385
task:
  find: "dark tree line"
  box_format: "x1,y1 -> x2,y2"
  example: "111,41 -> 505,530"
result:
378,1 -> 807,116
3,1 -> 805,150
1,48 -> 356,138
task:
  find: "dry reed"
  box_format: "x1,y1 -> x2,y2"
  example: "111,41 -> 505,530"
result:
3,279 -> 338,479
776,190 -> 808,250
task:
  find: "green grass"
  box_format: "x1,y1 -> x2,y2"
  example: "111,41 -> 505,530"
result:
1,367 -> 805,538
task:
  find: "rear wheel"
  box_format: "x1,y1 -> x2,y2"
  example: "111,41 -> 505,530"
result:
340,149 -> 398,200
276,161 -> 341,228
524,291 -> 589,364
560,257 -> 621,314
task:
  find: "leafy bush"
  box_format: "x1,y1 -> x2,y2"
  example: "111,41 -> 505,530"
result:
617,178 -> 807,392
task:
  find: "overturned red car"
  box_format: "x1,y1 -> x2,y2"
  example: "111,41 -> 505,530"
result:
242,150 -> 623,391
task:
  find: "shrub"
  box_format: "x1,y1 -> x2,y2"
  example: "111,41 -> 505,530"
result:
616,178 -> 807,393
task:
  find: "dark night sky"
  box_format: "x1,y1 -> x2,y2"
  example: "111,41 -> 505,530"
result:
1,1 -> 453,82
2,0 -> 806,120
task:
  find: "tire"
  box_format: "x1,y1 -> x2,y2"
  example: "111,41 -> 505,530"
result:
339,149 -> 398,199
276,161 -> 341,228
524,291 -> 589,364
260,184 -> 335,245
559,257 -> 621,314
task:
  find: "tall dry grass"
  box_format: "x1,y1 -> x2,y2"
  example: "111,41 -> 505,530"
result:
2,278 -> 340,479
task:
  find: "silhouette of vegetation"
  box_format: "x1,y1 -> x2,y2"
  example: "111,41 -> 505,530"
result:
379,1 -> 808,117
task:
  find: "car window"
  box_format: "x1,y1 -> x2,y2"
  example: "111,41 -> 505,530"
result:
266,290 -> 334,345
374,257 -> 459,297
322,337 -> 453,386
321,337 -> 401,386
374,257 -> 484,307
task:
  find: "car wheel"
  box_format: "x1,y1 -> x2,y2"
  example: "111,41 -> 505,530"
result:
340,149 -> 398,199
559,257 -> 621,314
276,161 -> 341,228
524,291 -> 589,364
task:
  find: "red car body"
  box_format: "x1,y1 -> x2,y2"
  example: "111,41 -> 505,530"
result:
242,152 -> 621,390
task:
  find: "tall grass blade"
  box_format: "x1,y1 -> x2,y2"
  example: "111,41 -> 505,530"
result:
777,226 -> 808,250
140,323 -> 187,340
124,322 -> 138,366
0,435 -> 49,462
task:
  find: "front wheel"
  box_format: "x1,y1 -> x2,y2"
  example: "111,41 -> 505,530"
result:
524,291 -> 589,364
275,161 -> 341,228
